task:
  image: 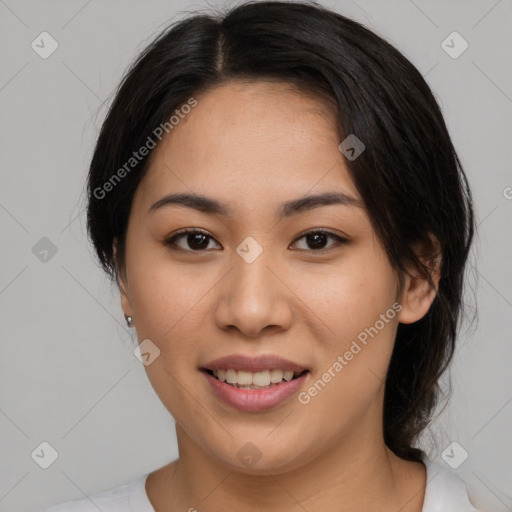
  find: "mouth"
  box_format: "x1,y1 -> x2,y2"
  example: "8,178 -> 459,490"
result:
201,367 -> 311,412
201,368 -> 310,390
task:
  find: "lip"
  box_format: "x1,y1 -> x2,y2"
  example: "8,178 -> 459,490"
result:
201,369 -> 310,412
201,354 -> 309,373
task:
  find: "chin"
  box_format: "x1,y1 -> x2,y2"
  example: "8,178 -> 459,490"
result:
210,439 -> 316,476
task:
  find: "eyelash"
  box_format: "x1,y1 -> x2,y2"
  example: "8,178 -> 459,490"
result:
163,228 -> 350,254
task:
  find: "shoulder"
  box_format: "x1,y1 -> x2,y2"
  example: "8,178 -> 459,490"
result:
39,473 -> 154,512
422,457 -> 479,511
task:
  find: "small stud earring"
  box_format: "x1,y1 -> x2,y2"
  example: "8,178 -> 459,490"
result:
124,314 -> 134,328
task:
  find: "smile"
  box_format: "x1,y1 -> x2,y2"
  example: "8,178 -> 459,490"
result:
205,368 -> 308,389
201,368 -> 310,412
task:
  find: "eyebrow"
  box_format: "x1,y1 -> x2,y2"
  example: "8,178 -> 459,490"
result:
148,191 -> 364,219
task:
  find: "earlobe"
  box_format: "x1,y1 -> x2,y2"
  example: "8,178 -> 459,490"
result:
398,236 -> 441,325
397,273 -> 438,324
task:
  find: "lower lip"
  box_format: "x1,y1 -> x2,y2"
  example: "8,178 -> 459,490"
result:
202,370 -> 309,412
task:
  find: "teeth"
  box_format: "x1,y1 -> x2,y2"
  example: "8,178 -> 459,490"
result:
225,369 -> 237,384
211,369 -> 301,387
270,369 -> 285,383
238,370 -> 254,385
283,370 -> 294,382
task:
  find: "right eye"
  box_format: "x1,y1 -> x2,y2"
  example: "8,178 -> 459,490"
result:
163,229 -> 222,252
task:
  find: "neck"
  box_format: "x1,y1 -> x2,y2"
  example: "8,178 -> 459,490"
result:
148,422 -> 426,512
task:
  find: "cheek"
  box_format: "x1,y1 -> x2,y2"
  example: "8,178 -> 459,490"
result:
298,281 -> 399,437
295,249 -> 399,398
126,238 -> 210,334
293,249 -> 398,342
126,259 -> 211,417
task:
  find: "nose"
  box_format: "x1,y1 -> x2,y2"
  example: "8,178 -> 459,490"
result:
213,245 -> 293,338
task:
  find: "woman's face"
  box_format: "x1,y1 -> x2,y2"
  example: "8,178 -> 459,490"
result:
118,80 -> 424,473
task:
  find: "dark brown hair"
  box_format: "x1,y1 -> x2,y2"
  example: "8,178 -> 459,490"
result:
86,0 -> 476,461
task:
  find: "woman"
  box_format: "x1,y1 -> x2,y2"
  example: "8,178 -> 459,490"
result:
42,1 -> 478,510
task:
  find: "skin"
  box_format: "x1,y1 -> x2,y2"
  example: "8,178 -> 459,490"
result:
115,80 -> 440,512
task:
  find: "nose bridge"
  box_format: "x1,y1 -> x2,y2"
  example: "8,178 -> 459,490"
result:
232,236 -> 278,309
234,246 -> 273,294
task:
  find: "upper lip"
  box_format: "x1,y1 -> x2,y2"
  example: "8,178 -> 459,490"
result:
201,354 -> 309,373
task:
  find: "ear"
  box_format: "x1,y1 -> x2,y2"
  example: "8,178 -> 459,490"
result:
398,234 -> 442,325
113,238 -> 132,317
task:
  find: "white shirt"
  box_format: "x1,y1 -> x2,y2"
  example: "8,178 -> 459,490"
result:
40,457 -> 479,511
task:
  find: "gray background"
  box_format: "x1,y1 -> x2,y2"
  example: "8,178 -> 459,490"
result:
0,0 -> 511,510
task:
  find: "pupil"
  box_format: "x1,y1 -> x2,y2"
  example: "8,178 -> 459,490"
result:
189,233 -> 209,250
308,233 -> 327,249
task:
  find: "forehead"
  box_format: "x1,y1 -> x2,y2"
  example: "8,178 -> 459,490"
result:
134,80 -> 361,212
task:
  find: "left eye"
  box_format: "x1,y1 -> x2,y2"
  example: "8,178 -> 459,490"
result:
291,230 -> 349,252
164,229 -> 349,253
